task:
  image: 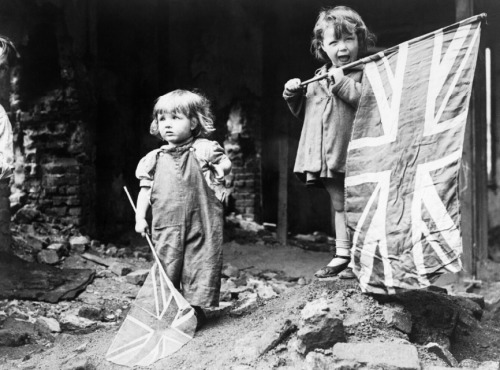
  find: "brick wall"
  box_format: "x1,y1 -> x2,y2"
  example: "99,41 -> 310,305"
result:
12,112 -> 95,229
224,102 -> 262,221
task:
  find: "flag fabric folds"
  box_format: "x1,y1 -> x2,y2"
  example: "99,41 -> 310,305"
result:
106,262 -> 197,367
345,15 -> 483,294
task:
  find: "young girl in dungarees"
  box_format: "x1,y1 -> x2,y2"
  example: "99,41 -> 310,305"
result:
135,89 -> 231,327
283,6 -> 375,279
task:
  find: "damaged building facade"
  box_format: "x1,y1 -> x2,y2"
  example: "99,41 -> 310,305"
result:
0,0 -> 499,274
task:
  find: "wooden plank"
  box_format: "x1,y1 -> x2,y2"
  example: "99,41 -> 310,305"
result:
277,133 -> 289,245
456,0 -> 488,279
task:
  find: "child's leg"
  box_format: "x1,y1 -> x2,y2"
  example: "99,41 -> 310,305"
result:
314,178 -> 354,278
327,210 -> 351,267
323,179 -> 351,268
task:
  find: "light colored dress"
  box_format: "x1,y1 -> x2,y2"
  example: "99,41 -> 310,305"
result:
283,64 -> 363,185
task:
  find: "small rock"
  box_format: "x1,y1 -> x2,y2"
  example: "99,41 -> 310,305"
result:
133,251 -> 150,260
35,316 -> 61,333
104,314 -> 116,322
296,298 -> 346,355
126,269 -> 149,285
62,355 -> 96,370
0,318 -> 35,347
59,313 -> 97,333
47,242 -> 69,257
109,262 -> 133,276
37,249 -> 60,265
116,247 -> 132,258
90,240 -> 100,249
222,264 -> 240,278
332,342 -> 420,370
459,359 -> 500,370
425,342 -> 459,367
383,305 -> 413,334
69,236 -> 90,254
78,306 -> 103,321
105,244 -> 118,256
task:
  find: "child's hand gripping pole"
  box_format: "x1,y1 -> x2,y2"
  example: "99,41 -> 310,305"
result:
123,186 -> 189,308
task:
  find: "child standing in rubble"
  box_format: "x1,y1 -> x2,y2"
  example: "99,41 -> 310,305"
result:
283,6 -> 375,279
134,89 -> 231,327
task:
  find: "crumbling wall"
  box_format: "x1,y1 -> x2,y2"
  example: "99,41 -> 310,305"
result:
224,100 -> 262,221
5,0 -> 97,234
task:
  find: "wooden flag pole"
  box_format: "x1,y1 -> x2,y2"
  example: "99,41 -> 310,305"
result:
123,186 -> 189,308
300,13 -> 487,87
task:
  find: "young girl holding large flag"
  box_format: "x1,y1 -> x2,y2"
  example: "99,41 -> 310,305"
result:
283,6 -> 375,279
135,89 -> 231,326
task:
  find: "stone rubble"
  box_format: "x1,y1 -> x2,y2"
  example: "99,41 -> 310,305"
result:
1,221 -> 499,369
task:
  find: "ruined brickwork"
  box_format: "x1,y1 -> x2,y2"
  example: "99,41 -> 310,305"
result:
224,103 -> 262,221
12,112 -> 94,229
4,0 -> 97,234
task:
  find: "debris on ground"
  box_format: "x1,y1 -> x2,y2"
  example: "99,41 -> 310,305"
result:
0,218 -> 499,369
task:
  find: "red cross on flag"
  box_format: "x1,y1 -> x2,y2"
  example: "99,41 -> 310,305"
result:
345,15 -> 484,294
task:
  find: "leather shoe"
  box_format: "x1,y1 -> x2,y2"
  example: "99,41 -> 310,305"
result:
314,259 -> 350,278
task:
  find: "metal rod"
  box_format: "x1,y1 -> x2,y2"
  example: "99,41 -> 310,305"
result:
299,13 -> 487,87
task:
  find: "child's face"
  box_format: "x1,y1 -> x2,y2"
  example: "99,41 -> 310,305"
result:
321,26 -> 359,67
157,111 -> 195,146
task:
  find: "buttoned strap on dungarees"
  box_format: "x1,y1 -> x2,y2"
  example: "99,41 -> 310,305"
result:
151,144 -> 223,308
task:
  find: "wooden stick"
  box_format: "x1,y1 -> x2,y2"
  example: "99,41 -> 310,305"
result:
299,13 -> 487,87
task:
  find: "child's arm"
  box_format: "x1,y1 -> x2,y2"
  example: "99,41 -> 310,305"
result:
207,141 -> 231,181
283,78 -> 306,119
329,68 -> 362,108
135,186 -> 151,237
134,150 -> 157,237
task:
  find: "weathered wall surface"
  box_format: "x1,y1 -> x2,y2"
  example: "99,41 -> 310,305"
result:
3,1 -> 97,234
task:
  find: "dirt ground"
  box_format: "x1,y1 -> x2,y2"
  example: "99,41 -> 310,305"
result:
1,228 -> 500,370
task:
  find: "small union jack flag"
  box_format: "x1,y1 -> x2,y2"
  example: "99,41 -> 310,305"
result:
106,262 -> 197,367
346,15 -> 484,294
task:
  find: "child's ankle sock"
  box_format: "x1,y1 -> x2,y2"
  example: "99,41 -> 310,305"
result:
326,238 -> 352,267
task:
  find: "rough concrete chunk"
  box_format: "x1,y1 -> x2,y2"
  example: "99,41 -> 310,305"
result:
297,298 -> 346,354
47,242 -> 69,256
126,269 -> 149,285
332,342 -> 420,370
383,304 -> 413,334
69,235 -> 90,253
37,249 -> 61,265
59,313 -> 97,333
109,262 -> 133,276
35,316 -> 61,333
459,359 -> 500,370
425,342 -> 458,367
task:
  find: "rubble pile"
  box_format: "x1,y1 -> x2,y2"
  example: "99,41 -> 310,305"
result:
1,219 -> 499,369
228,281 -> 499,370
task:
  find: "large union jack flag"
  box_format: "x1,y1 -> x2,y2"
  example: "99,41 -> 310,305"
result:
105,262 -> 197,367
345,15 -> 484,294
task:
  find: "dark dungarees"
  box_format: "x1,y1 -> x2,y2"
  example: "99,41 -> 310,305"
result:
151,144 -> 223,308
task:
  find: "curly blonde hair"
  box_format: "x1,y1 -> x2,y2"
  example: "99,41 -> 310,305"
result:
149,89 -> 215,141
311,6 -> 376,63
